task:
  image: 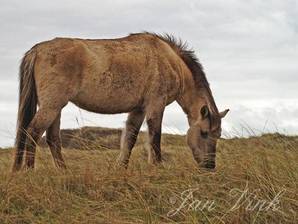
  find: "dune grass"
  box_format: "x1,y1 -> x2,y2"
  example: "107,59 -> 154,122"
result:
0,131 -> 297,223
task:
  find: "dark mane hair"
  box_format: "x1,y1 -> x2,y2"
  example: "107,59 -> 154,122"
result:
143,32 -> 219,114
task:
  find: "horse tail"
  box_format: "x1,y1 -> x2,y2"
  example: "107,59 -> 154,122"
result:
13,48 -> 37,171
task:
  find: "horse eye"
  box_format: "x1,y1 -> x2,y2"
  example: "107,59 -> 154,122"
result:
200,131 -> 208,139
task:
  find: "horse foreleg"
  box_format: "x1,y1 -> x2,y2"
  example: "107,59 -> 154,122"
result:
146,107 -> 165,164
117,109 -> 145,168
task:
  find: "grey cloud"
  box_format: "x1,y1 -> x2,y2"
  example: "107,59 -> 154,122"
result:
0,0 -> 297,146
0,81 -> 18,102
222,104 -> 298,137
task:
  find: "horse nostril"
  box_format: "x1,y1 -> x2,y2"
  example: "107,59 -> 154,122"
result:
205,161 -> 215,169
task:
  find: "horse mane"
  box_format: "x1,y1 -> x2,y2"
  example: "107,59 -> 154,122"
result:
141,32 -> 219,115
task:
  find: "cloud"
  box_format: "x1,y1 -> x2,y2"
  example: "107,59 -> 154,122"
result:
222,102 -> 298,137
0,0 -> 297,146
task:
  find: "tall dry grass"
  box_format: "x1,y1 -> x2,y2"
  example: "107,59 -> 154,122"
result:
0,131 -> 297,223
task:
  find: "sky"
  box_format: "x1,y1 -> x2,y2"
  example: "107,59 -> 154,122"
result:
0,0 -> 297,147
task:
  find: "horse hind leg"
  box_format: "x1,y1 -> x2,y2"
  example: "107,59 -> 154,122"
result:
46,112 -> 66,169
24,107 -> 61,169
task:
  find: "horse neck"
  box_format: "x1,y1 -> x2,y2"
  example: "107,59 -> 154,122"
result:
177,78 -> 218,122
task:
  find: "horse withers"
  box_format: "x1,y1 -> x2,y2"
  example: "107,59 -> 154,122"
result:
12,32 -> 228,171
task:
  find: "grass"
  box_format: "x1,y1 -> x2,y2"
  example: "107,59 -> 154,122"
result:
0,129 -> 297,223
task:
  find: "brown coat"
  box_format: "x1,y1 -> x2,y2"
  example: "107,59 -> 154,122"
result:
12,32 -> 228,171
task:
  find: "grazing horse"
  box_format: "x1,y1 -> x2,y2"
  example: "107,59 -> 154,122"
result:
12,32 -> 228,171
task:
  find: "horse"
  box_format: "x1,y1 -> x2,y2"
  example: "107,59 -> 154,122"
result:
12,32 -> 229,172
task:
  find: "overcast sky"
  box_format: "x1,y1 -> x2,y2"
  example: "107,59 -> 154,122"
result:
0,0 -> 297,147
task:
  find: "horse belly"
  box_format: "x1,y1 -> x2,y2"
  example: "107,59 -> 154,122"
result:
71,71 -> 145,114
71,92 -> 142,114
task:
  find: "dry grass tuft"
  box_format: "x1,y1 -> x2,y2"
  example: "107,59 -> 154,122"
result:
0,130 -> 297,223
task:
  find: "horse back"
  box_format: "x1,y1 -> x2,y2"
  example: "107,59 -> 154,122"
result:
33,34 -> 186,114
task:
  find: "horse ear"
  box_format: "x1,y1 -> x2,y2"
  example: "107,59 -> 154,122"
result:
200,105 -> 209,119
219,109 -> 229,118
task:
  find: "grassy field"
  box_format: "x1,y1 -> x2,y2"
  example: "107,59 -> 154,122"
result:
0,128 -> 297,223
